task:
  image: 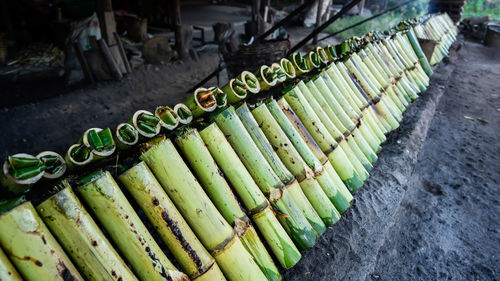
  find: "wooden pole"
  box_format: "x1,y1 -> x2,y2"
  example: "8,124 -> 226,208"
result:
313,0 -> 324,44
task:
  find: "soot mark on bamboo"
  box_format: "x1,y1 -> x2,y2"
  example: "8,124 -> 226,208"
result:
152,197 -> 160,206
91,240 -> 98,247
161,211 -> 203,272
144,244 -> 172,281
58,260 -> 77,281
41,235 -> 47,244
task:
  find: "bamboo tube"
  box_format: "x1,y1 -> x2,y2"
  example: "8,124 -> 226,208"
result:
0,247 -> 22,281
222,79 -> 248,104
118,162 -> 219,280
304,51 -> 321,70
236,103 -> 326,235
36,151 -> 66,179
288,52 -> 309,75
77,171 -> 183,281
266,98 -> 353,209
325,45 -> 338,61
301,80 -> 348,138
183,87 -> 218,118
282,88 -> 364,192
175,129 -> 280,281
279,58 -> 296,80
174,103 -> 194,125
316,47 -> 329,65
274,97 -> 355,201
129,110 -> 162,138
213,106 -> 317,250
270,63 -> 287,84
255,65 -> 277,91
297,81 -> 371,180
211,87 -> 227,108
0,202 -> 84,281
65,144 -> 94,170
82,128 -> 116,160
139,137 -> 268,281
115,123 -> 139,150
200,123 -> 301,269
237,71 -> 261,94
37,185 -> 139,281
155,105 -> 180,131
1,153 -> 45,195
251,104 -> 341,225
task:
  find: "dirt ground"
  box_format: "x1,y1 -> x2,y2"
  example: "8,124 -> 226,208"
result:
0,36 -> 499,280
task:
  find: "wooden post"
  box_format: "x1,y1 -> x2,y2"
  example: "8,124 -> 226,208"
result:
96,0 -> 117,45
313,0 -> 324,44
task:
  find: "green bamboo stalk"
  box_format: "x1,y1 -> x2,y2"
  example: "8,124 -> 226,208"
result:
300,80 -> 348,139
266,98 -> 353,209
115,123 -> 139,150
78,171 -> 184,281
255,65 -> 277,91
140,137 -> 268,281
224,104 -> 321,238
279,58 -> 296,80
174,103 -> 194,125
282,87 -> 364,192
252,104 -> 341,225
129,110 -> 162,138
118,162 -> 221,280
183,87 -> 218,118
155,105 -> 180,131
1,153 -> 45,195
0,202 -> 84,281
213,106 -> 318,250
200,123 -> 301,269
237,71 -> 261,94
0,246 -> 22,281
175,129 -> 280,281
37,185 -> 140,281
36,151 -> 66,179
222,79 -> 248,104
288,52 -> 309,75
270,63 -> 286,84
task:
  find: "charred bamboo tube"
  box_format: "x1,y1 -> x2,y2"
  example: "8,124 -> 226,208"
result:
37,185 -> 139,281
174,103 -> 194,125
77,171 -> 182,281
282,88 -> 364,192
279,58 -> 296,80
118,162 -> 217,281
200,123 -> 301,269
155,105 -> 179,131
36,151 -> 66,179
0,247 -> 22,281
236,104 -> 325,235
1,153 -> 45,195
237,71 -> 260,94
222,78 -> 248,104
251,104 -> 341,225
288,52 -> 308,75
129,110 -> 161,138
175,129 -> 280,281
82,128 -> 116,159
256,65 -> 277,91
0,202 -> 84,281
183,87 -> 218,118
266,98 -> 352,210
213,106 -> 318,250
115,123 -> 139,150
139,137 -> 268,281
